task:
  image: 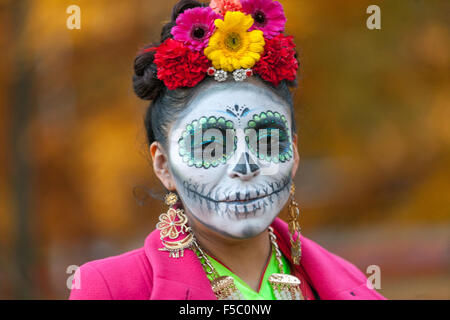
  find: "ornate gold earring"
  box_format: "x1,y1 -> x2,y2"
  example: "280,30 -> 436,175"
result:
287,184 -> 302,265
156,192 -> 195,258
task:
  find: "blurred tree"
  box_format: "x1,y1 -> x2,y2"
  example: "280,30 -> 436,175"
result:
9,0 -> 34,299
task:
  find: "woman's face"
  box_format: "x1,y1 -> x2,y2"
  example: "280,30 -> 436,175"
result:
166,80 -> 297,239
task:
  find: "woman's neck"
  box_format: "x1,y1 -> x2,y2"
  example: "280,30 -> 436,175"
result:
191,220 -> 272,292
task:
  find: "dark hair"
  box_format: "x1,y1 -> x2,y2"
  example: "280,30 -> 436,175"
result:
133,0 -> 299,148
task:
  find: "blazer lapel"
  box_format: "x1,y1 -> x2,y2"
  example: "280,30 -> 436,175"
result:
144,229 -> 217,300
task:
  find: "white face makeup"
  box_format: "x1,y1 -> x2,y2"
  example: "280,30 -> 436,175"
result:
167,80 -> 295,239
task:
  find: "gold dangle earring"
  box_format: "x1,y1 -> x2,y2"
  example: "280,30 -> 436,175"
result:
288,184 -> 302,265
156,192 -> 195,258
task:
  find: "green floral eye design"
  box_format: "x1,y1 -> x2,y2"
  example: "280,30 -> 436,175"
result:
245,111 -> 293,163
178,116 -> 237,169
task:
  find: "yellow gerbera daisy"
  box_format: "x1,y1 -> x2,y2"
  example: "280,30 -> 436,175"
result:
204,11 -> 265,72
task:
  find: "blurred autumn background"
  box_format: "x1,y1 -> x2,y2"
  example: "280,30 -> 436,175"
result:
0,0 -> 449,299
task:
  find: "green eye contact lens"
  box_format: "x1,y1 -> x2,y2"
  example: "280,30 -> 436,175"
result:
245,111 -> 293,163
178,116 -> 236,169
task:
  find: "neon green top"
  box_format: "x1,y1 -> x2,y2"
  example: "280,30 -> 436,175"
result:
203,250 -> 291,300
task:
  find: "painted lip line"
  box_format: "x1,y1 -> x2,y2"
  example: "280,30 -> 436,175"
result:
218,196 -> 265,206
220,193 -> 273,206
185,178 -> 291,206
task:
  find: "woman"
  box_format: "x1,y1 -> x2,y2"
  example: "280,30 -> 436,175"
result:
69,0 -> 385,300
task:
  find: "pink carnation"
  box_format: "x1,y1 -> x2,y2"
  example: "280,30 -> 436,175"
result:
210,0 -> 243,16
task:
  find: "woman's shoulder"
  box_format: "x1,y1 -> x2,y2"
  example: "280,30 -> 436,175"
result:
69,247 -> 153,300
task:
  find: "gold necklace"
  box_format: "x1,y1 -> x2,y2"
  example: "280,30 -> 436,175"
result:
193,227 -> 304,300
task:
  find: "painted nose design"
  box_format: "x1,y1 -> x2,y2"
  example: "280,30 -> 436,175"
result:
229,152 -> 260,180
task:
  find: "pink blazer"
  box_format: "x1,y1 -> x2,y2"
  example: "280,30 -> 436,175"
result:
69,218 -> 386,300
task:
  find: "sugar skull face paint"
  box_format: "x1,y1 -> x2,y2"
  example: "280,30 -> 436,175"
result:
167,81 -> 295,239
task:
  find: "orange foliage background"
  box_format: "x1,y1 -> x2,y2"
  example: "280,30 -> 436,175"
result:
0,0 -> 449,299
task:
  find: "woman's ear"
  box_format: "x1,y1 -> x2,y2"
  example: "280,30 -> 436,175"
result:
291,134 -> 300,180
150,142 -> 176,191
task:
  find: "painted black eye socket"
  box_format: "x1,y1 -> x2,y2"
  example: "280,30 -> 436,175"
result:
245,111 -> 293,163
178,117 -> 236,169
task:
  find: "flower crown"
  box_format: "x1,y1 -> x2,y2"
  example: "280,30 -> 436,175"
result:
144,0 -> 298,90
